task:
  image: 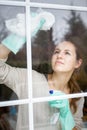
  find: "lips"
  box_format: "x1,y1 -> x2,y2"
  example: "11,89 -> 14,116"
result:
55,60 -> 64,65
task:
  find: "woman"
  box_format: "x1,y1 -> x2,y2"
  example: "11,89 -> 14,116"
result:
0,36 -> 84,130
47,37 -> 84,130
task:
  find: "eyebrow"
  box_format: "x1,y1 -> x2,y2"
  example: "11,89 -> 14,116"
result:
64,49 -> 71,52
54,48 -> 59,51
55,48 -> 71,52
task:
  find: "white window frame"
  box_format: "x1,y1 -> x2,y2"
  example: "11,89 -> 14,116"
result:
0,0 -> 87,130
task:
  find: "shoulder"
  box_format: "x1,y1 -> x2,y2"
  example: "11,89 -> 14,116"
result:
76,91 -> 85,105
76,96 -> 84,108
32,70 -> 46,80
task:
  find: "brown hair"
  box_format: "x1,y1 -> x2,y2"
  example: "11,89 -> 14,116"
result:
0,107 -> 13,130
65,36 -> 84,113
0,116 -> 13,130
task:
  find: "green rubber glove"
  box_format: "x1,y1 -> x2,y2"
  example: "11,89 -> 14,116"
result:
2,10 -> 55,54
2,18 -> 45,54
2,33 -> 26,54
49,90 -> 75,130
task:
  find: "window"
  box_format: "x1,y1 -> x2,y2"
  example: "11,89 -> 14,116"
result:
0,0 -> 87,130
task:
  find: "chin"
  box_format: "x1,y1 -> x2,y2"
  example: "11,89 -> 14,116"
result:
54,69 -> 64,73
54,66 -> 64,71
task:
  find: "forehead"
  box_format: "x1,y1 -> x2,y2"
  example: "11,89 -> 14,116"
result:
55,41 -> 76,51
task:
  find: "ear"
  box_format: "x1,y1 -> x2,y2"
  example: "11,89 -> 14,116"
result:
75,59 -> 82,69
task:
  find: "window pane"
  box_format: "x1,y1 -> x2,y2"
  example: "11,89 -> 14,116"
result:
0,106 -> 17,130
16,104 -> 29,130
31,8 -> 87,98
33,102 -> 60,130
31,7 -> 87,129
0,104 -> 29,130
0,2 -> 87,130
0,5 -> 28,100
33,97 -> 86,130
31,0 -> 87,7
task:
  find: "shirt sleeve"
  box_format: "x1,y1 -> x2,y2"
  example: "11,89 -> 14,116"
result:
73,97 -> 84,130
0,58 -> 27,98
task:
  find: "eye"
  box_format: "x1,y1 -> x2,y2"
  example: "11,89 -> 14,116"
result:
53,50 -> 60,54
65,51 -> 71,55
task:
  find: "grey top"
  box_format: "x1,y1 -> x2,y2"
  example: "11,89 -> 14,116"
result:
0,59 -> 84,130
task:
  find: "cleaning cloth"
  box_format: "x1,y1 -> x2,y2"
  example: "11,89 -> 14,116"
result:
2,10 -> 55,54
5,11 -> 55,37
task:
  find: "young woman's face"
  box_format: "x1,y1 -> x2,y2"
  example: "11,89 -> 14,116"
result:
51,41 -> 82,73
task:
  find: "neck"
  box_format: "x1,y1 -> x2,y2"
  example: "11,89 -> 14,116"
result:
48,72 -> 72,93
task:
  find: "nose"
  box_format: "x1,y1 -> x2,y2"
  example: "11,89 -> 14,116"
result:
57,52 -> 64,59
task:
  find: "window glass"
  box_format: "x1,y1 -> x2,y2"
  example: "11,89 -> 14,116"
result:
0,5 -> 25,41
31,7 -> 87,96
0,104 -> 29,130
31,0 -> 87,7
0,5 -> 28,100
33,102 -> 60,130
33,98 -> 87,130
0,1 -> 87,130
31,7 -> 87,129
0,105 -> 17,130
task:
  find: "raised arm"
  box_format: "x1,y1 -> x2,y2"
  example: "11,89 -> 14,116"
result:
0,41 -> 28,96
0,44 -> 11,59
0,11 -> 55,58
